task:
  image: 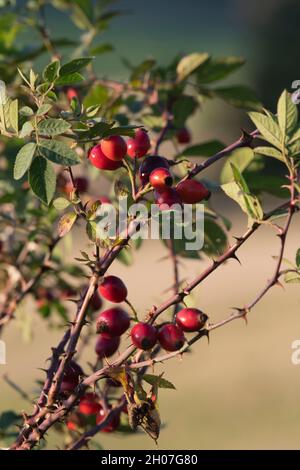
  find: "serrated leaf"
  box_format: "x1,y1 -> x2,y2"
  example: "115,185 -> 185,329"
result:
181,140 -> 224,157
59,57 -> 94,76
220,147 -> 254,184
296,249 -> 300,268
9,99 -> 18,133
29,156 -> 56,205
248,112 -> 282,149
38,139 -> 81,166
254,146 -> 284,161
55,72 -> 84,86
197,56 -> 245,83
143,374 -> 176,390
38,118 -> 71,136
176,52 -> 209,82
19,106 -> 34,117
86,220 -> 98,243
284,272 -> 300,283
43,60 -> 60,82
58,212 -> 77,237
19,121 -> 34,139
53,197 -> 70,211
36,103 -> 52,116
213,86 -> 262,111
277,90 -> 298,139
221,179 -> 263,223
14,142 -> 36,180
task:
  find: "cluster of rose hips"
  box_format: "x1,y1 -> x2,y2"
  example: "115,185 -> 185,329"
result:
88,129 -> 210,208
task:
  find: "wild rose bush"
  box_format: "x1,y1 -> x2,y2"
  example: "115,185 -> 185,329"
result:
0,0 -> 300,450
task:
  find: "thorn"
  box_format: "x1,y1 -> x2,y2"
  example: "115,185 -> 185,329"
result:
233,236 -> 243,243
275,280 -> 285,290
230,253 -> 241,264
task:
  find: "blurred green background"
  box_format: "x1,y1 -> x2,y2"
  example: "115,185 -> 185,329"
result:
2,0 -> 300,450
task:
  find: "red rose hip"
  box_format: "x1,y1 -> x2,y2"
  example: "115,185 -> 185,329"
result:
88,144 -> 123,171
131,322 -> 158,350
139,155 -> 170,185
66,87 -> 78,101
176,180 -> 211,203
100,135 -> 127,161
149,167 -> 173,190
154,187 -> 182,210
158,324 -> 185,351
96,308 -> 130,336
176,308 -> 208,332
61,360 -> 84,394
176,127 -> 191,144
127,129 -> 151,158
96,407 -> 120,432
99,275 -> 128,303
95,334 -> 120,358
79,393 -> 101,416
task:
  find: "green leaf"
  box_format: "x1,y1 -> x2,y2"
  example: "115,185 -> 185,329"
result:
103,125 -> 138,137
117,248 -> 133,266
29,156 -> 56,205
277,90 -> 298,139
0,411 -> 20,430
38,118 -> 71,136
254,146 -> 284,162
197,56 -> 245,83
173,95 -> 198,127
36,103 -> 52,116
284,272 -> 300,283
141,115 -> 164,130
203,219 -> 228,256
176,52 -> 210,82
90,43 -> 114,55
181,140 -> 224,157
53,197 -> 70,211
213,86 -> 262,111
38,139 -> 81,166
83,84 -> 109,109
43,60 -> 60,82
248,112 -> 282,149
143,374 -> 176,390
9,98 -> 18,133
114,178 -> 130,198
130,59 -> 156,82
296,249 -> 300,268
14,142 -> 36,180
58,212 -> 77,237
59,57 -> 94,76
86,220 -> 98,243
221,177 -> 263,222
19,121 -> 34,139
55,72 -> 84,86
220,147 -> 254,184
19,106 -> 34,117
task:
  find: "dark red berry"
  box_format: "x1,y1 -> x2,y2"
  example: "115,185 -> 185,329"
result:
127,129 -> 151,158
90,291 -> 103,311
61,361 -> 84,394
96,308 -> 130,336
149,167 -> 173,190
176,127 -> 191,144
131,322 -> 158,350
79,393 -> 101,416
100,135 -> 127,161
95,334 -> 120,358
99,275 -> 127,303
88,144 -> 123,171
96,406 -> 120,432
176,180 -> 210,203
139,155 -> 169,185
176,308 -> 208,332
158,324 -> 185,351
154,187 -> 182,210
